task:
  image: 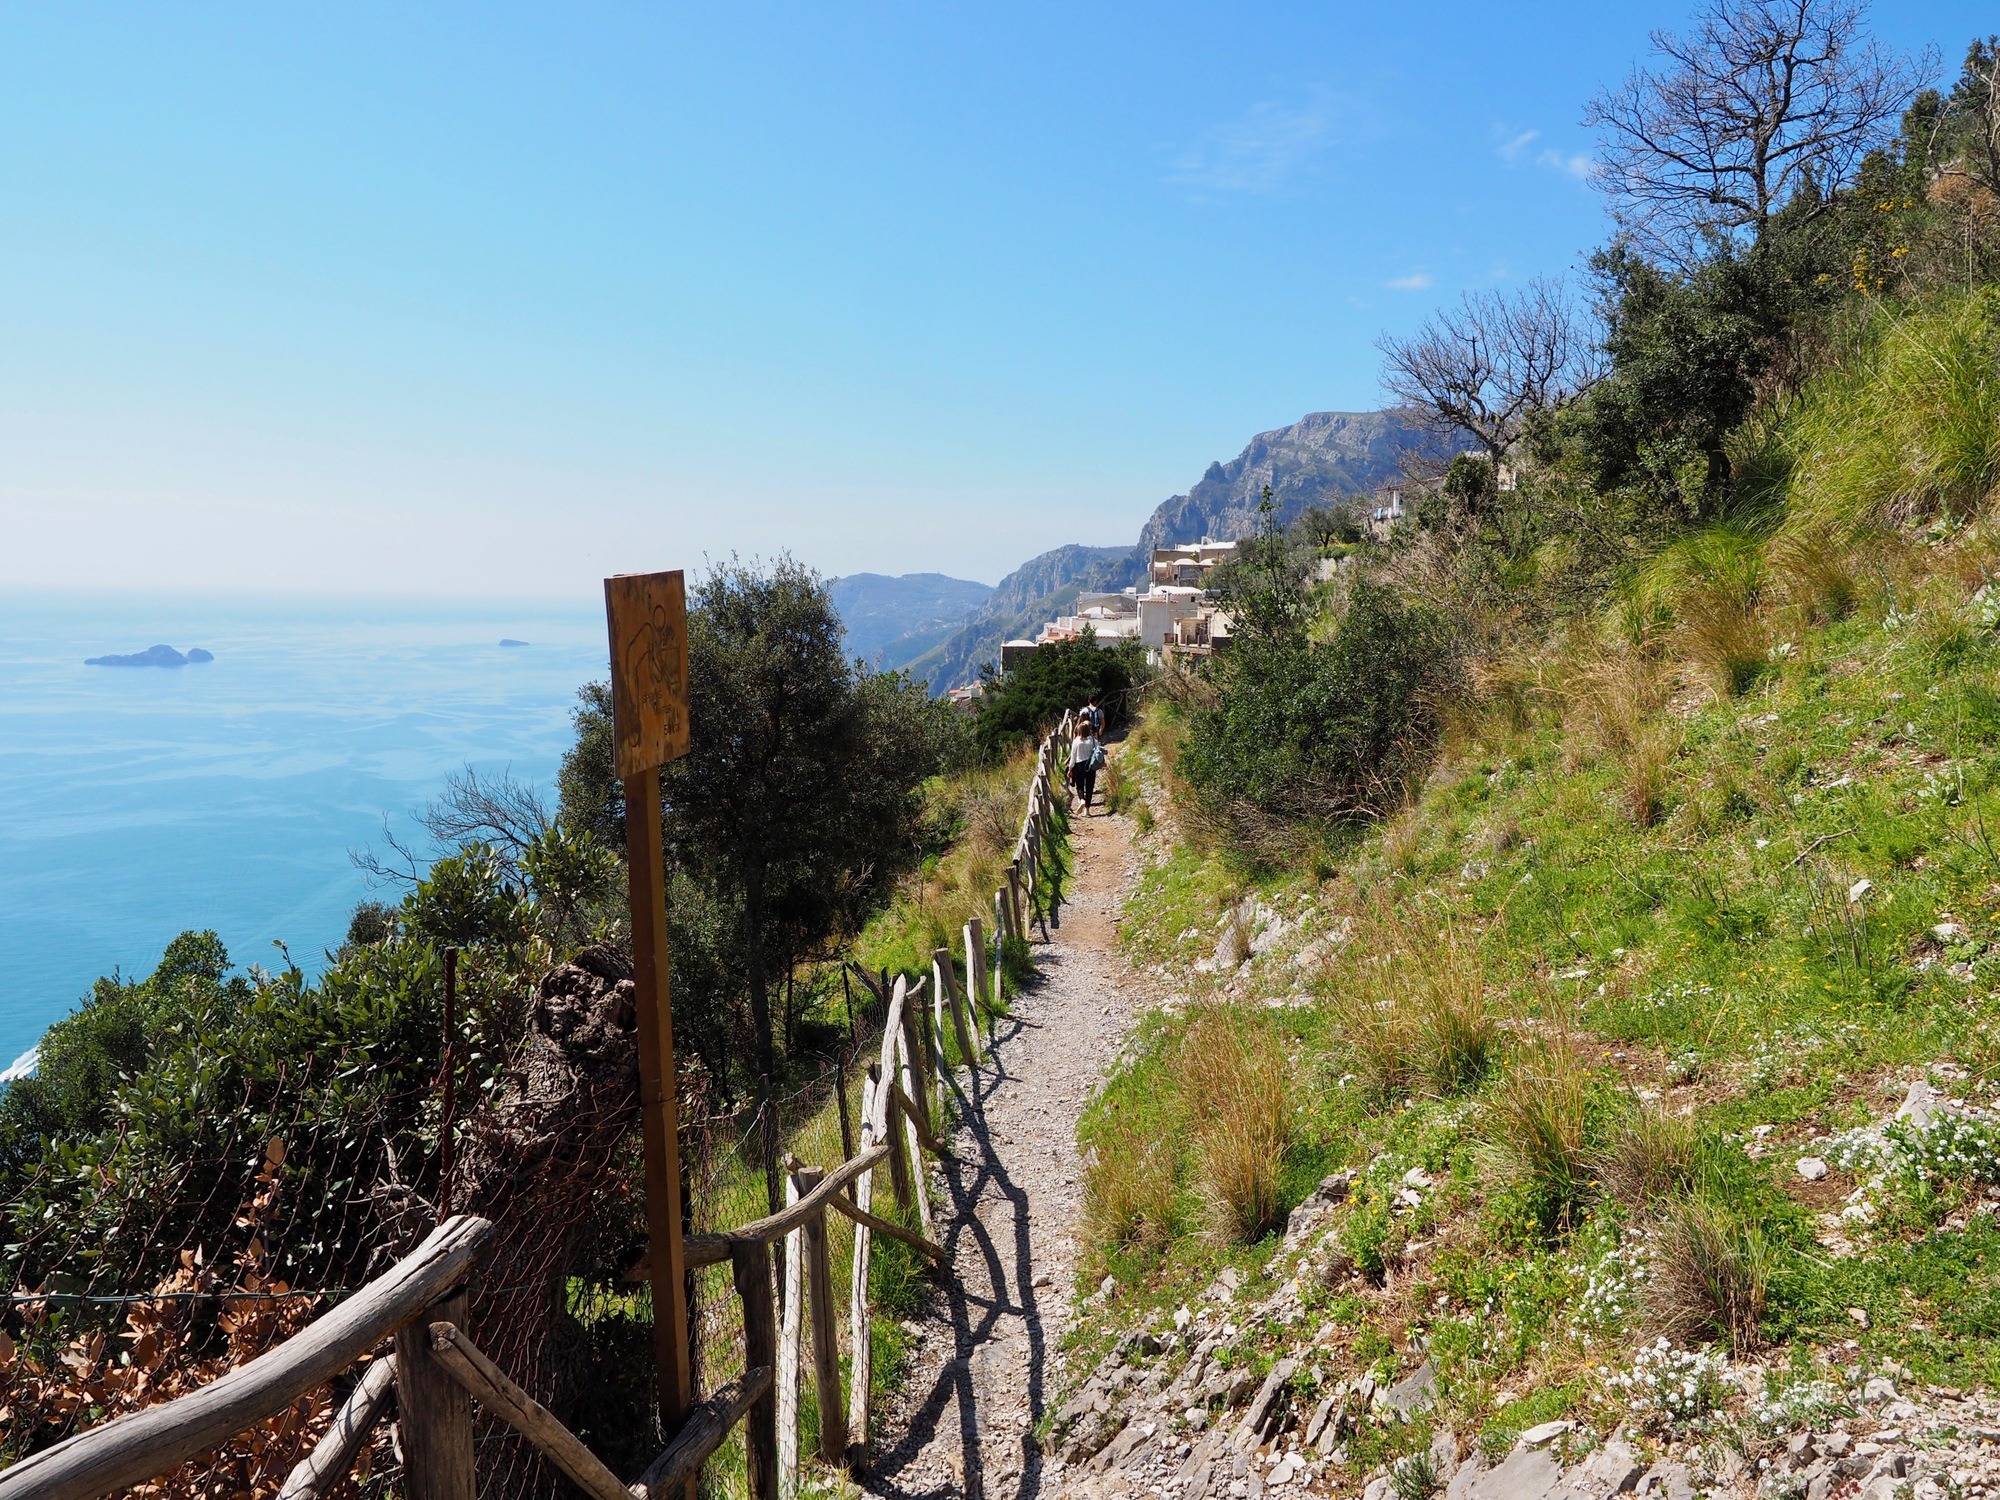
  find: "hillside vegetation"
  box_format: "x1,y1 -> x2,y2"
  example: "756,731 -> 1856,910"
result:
1050,16 -> 2000,1496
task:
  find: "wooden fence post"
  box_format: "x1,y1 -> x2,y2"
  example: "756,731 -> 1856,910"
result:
395,1288 -> 476,1500
732,1240 -> 780,1500
799,1167 -> 847,1466
966,917 -> 988,1020
1006,862 -> 1023,937
894,1014 -> 932,1232
846,1064 -> 883,1469
898,995 -> 932,1121
777,1162 -> 805,1499
834,1065 -> 856,1201
928,951 -> 951,1069
876,1061 -> 911,1213
938,944 -> 977,1071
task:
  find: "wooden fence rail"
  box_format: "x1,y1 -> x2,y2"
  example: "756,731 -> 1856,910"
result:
0,714 -> 1076,1500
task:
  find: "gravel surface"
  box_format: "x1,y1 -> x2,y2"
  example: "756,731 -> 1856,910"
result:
861,799 -> 1154,1499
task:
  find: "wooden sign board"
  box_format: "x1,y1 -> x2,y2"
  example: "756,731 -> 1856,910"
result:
604,567 -> 697,1444
605,571 -> 691,777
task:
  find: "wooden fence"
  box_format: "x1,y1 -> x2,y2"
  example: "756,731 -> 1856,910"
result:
0,713 -> 1075,1500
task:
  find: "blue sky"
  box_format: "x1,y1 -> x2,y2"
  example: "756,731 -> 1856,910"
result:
0,2 -> 1979,593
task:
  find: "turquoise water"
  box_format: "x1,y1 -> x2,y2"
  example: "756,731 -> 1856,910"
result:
0,591 -> 607,1076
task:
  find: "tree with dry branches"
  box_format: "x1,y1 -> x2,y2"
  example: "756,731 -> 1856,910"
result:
1584,0 -> 1932,265
1375,276 -> 1599,480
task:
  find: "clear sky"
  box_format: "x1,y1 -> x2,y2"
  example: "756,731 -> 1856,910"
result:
0,2 -> 1979,594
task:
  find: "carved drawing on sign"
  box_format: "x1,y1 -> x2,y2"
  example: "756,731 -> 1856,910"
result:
605,571 -> 690,777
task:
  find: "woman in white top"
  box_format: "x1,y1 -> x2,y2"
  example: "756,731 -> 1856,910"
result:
1068,723 -> 1102,814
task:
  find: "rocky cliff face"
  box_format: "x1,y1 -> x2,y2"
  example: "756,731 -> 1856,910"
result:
1136,410 -> 1446,553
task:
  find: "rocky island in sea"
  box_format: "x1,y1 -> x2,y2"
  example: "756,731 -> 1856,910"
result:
84,644 -> 215,667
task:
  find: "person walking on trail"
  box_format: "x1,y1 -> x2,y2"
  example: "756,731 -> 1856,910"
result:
1085,696 -> 1106,738
1069,720 -> 1104,814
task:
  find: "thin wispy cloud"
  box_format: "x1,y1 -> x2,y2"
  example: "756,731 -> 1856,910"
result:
1495,125 -> 1595,182
1386,273 -> 1432,291
1167,96 -> 1359,195
1538,147 -> 1595,180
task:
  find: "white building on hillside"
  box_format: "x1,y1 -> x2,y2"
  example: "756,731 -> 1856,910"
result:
1008,538 -> 1242,671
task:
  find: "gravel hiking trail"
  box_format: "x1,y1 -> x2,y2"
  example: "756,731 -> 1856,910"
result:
862,792 -> 1153,1500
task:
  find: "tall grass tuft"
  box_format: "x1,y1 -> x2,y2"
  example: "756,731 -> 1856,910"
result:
1620,722 -> 1680,828
1082,1103 -> 1182,1257
1635,526 -> 1770,697
1177,1001 -> 1292,1245
1560,644 -> 1669,765
1328,909 -> 1497,1102
1767,521 -> 1861,628
1646,1195 -> 1770,1354
1477,1039 -> 1592,1235
1780,291 -> 2000,542
1594,1104 -> 1702,1209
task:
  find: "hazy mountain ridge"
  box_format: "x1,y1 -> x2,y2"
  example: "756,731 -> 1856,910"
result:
828,572 -> 994,669
896,545 -> 1144,689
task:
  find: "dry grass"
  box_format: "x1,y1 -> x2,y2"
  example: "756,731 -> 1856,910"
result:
1620,722 -> 1680,828
961,783 -> 1018,859
1594,1104 -> 1701,1210
1327,908 -> 1497,1101
1453,643 -> 1553,749
1559,646 -> 1670,767
1767,521 -> 1862,629
1082,1104 -> 1182,1256
1379,808 -> 1425,876
1645,1196 -> 1770,1353
1633,527 -> 1770,698
1177,1001 -> 1292,1245
1476,1038 -> 1592,1233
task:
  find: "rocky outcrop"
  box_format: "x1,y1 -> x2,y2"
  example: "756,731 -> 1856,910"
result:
447,946 -> 642,1485
827,571 -> 996,669
895,545 -> 1146,689
84,644 -> 213,667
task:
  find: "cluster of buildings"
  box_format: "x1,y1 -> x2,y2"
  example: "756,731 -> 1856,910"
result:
1001,539 -> 1241,672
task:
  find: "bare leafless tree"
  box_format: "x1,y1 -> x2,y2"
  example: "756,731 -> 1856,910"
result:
1919,39 -> 2000,196
416,764 -> 552,857
349,764 -> 552,886
1585,0 -> 1933,265
1376,276 -> 1599,468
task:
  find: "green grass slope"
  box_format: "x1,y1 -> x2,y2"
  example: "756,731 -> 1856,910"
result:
1075,532 -> 2000,1465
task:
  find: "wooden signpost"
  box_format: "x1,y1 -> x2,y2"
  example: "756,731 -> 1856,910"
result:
603,571 -> 696,1447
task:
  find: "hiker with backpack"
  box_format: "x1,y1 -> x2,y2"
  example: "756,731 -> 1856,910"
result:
1068,717 -> 1105,814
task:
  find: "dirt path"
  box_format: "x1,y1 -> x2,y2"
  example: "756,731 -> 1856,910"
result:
862,794 -> 1153,1500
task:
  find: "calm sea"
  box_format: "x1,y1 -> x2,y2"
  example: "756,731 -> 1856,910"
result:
0,591 -> 609,1076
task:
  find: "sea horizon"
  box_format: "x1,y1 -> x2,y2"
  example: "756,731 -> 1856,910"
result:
0,586 -> 612,1076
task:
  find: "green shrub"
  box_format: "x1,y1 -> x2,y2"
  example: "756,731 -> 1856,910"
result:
975,635 -> 1143,760
1179,582 -> 1455,831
